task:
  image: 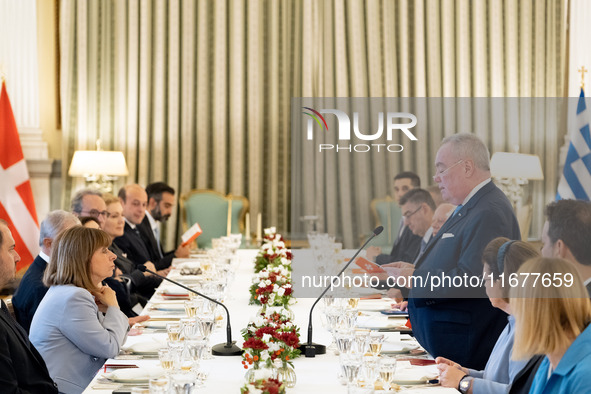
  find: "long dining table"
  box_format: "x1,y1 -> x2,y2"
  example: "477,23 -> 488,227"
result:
83,249 -> 456,393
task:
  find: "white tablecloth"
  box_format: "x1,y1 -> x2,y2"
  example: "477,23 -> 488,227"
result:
83,250 -> 456,393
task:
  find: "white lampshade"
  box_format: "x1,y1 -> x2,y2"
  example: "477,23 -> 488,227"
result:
68,150 -> 129,177
490,152 -> 544,180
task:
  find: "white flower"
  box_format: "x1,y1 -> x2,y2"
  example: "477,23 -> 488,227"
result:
276,287 -> 285,297
258,281 -> 267,288
262,333 -> 273,343
252,315 -> 264,326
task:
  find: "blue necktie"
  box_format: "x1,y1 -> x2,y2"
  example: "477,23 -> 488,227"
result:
452,204 -> 463,217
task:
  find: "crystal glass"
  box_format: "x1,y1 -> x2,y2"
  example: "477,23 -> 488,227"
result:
166,322 -> 182,342
340,352 -> 363,386
368,332 -> 385,356
170,371 -> 198,393
159,348 -> 175,371
149,376 -> 170,393
378,356 -> 397,391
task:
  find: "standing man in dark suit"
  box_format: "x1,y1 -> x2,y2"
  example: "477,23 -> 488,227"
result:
0,220 -> 58,393
138,182 -> 190,269
386,133 -> 520,371
366,171 -> 423,265
509,199 -> 591,394
12,210 -> 80,333
114,184 -> 170,275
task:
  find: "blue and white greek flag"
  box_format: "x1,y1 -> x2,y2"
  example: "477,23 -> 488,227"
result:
557,89 -> 591,200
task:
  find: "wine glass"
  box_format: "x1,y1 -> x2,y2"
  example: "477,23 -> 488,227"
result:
368,332 -> 385,357
379,356 -> 397,391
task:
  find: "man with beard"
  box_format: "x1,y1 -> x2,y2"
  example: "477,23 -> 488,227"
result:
138,182 -> 190,269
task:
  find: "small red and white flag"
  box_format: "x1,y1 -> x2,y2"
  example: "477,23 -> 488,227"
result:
0,81 -> 39,272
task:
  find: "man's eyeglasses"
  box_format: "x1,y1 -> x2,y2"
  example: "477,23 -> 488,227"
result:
402,205 -> 422,220
80,209 -> 108,218
433,159 -> 464,181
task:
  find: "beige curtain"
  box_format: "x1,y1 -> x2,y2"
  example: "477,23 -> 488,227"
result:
291,0 -> 566,246
60,0 -> 294,248
60,0 -> 566,248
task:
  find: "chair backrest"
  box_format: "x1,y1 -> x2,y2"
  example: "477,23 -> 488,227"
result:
180,190 -> 249,248
370,196 -> 402,249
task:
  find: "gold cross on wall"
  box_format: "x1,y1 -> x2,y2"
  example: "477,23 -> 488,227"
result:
579,66 -> 588,90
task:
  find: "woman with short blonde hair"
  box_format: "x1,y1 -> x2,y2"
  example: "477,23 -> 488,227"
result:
511,257 -> 591,393
31,226 -> 128,394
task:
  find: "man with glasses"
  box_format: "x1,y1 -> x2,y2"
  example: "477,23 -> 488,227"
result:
387,133 -> 520,371
366,171 -> 423,265
71,189 -> 108,225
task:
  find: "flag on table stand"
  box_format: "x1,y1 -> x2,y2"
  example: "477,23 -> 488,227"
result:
557,88 -> 591,200
0,81 -> 39,272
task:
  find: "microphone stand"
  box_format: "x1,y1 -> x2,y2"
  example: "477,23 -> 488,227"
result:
138,265 -> 243,356
299,226 -> 384,357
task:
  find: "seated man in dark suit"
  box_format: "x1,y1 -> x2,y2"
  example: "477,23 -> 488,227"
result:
366,171 -> 422,265
114,184 -> 170,274
138,182 -> 190,269
509,199 -> 591,394
386,134 -> 520,370
0,220 -> 58,393
12,210 -> 80,333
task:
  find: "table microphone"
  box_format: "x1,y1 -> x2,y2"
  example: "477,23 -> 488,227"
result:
138,265 -> 243,356
300,226 -> 384,357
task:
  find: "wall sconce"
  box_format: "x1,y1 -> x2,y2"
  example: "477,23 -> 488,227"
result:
68,141 -> 129,193
490,151 -> 544,210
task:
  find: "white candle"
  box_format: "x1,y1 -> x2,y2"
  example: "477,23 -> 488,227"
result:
256,212 -> 262,242
245,212 -> 251,241
227,199 -> 232,236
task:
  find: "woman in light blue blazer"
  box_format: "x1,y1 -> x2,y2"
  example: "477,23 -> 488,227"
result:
512,257 -> 591,394
30,226 -> 129,394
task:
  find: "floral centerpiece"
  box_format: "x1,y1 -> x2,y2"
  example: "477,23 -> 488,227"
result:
241,311 -> 301,387
240,377 -> 285,394
249,266 -> 294,309
254,228 -> 292,273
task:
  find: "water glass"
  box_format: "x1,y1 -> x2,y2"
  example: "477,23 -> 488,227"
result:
166,322 -> 182,342
170,371 -> 198,393
368,332 -> 385,356
340,352 -> 363,386
379,356 -> 397,391
148,376 -> 170,393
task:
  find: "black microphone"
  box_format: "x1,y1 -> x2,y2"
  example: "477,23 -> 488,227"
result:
299,226 -> 384,357
138,265 -> 242,356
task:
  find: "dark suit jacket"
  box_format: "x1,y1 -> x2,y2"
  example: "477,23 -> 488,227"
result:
12,255 -> 49,333
0,301 -> 58,393
110,242 -> 161,300
376,225 -> 422,265
137,216 -> 174,269
408,181 -> 521,370
113,222 -> 153,269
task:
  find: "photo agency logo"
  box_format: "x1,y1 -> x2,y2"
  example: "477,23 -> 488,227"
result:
302,106 -> 418,153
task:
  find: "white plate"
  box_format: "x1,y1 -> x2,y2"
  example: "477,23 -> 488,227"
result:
104,367 -> 166,383
356,315 -> 407,330
357,300 -> 393,312
381,341 -> 419,354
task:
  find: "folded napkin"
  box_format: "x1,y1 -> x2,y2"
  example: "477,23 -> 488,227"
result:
121,339 -> 167,354
393,362 -> 438,384
381,341 -> 419,354
106,366 -> 165,382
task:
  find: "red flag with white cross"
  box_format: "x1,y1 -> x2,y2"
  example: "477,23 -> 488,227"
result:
0,81 -> 39,272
